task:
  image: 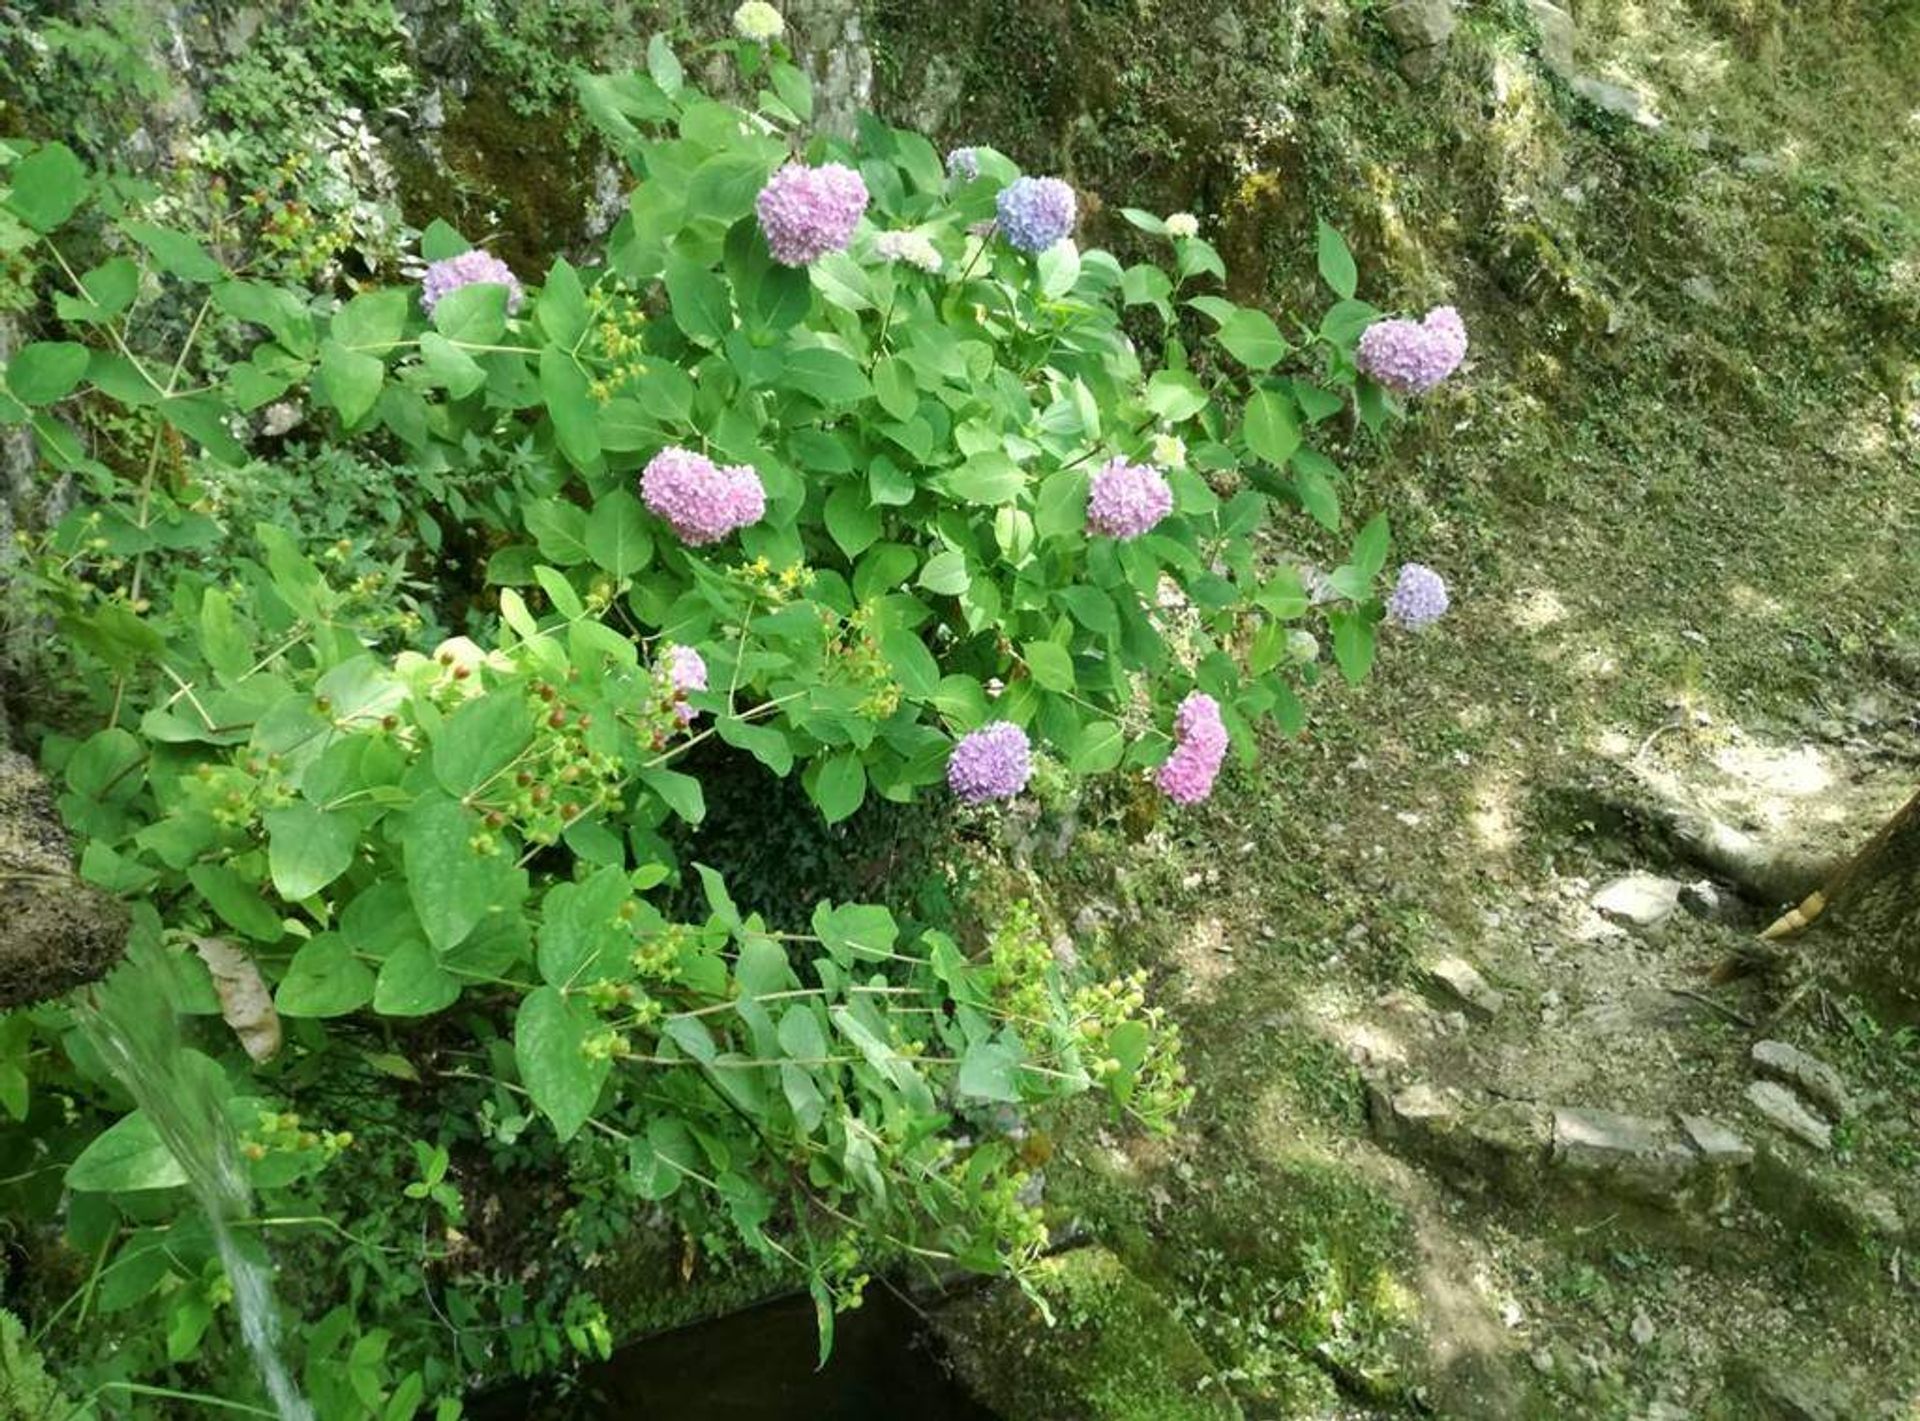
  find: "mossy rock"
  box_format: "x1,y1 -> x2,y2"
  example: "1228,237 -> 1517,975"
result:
934,1247 -> 1242,1421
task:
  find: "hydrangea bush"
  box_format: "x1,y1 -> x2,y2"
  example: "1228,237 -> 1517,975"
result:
0,20 -> 1460,1416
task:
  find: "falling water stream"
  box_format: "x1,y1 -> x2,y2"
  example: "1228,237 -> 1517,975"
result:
80,960 -> 314,1421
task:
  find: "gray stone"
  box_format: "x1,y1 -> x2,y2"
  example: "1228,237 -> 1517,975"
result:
1570,75 -> 1659,127
1422,955 -> 1507,1019
1745,1081 -> 1831,1151
1551,1107 -> 1699,1199
1525,0 -> 1575,76
1629,1311 -> 1655,1346
1751,1040 -> 1851,1119
1678,1113 -> 1753,1166
1382,0 -> 1456,79
1591,873 -> 1683,928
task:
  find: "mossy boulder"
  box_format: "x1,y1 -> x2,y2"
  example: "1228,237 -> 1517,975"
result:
934,1247 -> 1242,1421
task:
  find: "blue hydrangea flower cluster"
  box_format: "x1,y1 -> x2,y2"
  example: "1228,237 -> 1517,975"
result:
1085,457 -> 1174,539
419,249 -> 523,316
946,147 -> 980,181
640,446 -> 766,546
1355,306 -> 1468,396
996,176 -> 1077,253
755,162 -> 869,266
947,722 -> 1033,803
1386,563 -> 1450,630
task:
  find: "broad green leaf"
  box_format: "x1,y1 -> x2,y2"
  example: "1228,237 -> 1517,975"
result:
399,793 -> 514,952
664,255 -> 732,344
318,340 -> 383,426
1215,307 -> 1289,370
1069,719 -> 1126,773
810,901 -> 897,961
263,803 -> 358,900
67,1110 -> 186,1192
373,940 -> 460,1016
1243,388 -> 1301,467
1143,369 -> 1208,422
536,258 -> 589,347
539,347 -> 601,471
536,866 -> 632,986
958,1039 -> 1023,1103
1316,220 -> 1358,300
515,986 -> 608,1142
1023,640 -> 1074,693
6,342 -> 88,405
783,347 -> 870,405
275,935 -> 375,1017
432,690 -> 534,798
431,281 -> 510,344
188,864 -> 284,943
640,766 -> 706,824
585,489 -> 654,578
6,141 -> 85,232
810,753 -> 866,824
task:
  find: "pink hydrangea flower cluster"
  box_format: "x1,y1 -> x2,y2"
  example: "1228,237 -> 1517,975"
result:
755,162 -> 869,266
947,721 -> 1032,803
1385,562 -> 1450,630
1157,692 -> 1228,805
640,446 -> 765,546
1086,457 -> 1174,539
1355,305 -> 1467,396
419,249 -> 524,316
662,644 -> 708,724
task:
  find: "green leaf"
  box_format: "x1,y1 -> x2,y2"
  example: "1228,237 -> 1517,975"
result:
537,867 -> 632,986
783,347 -> 871,405
640,766 -> 706,825
629,1117 -> 698,1199
647,32 -> 684,97
275,935 -> 376,1017
188,864 -> 284,942
939,451 -> 1023,505
5,141 -> 85,232
1215,307 -> 1289,370
872,356 -> 916,421
958,1039 -> 1023,1103
717,715 -> 794,774
57,256 -> 139,323
536,258 -> 590,347
373,940 -> 461,1017
1350,512 -> 1391,578
1070,719 -> 1126,773
1316,220 -> 1358,300
431,281 -> 510,344
585,489 -> 654,578
399,794 -> 514,953
918,549 -> 970,596
67,1110 -> 186,1192
539,347 -> 602,472
515,986 -> 608,1143
318,340 -> 383,426
725,217 -> 811,333
262,803 -> 358,901
1242,388 -> 1301,467
419,333 -> 487,398
432,691 -> 534,798
1294,462 -> 1341,532
691,151 -> 773,226
122,221 -> 222,281
6,342 -> 88,404
523,499 -> 591,566
810,901 -> 898,962
1330,608 -> 1377,685
824,483 -> 880,558
1143,369 -> 1208,422
664,254 -> 732,344
810,752 -> 866,824
1023,640 -> 1074,693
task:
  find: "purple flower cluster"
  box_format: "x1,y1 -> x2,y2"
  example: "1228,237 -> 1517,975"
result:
419,249 -> 524,316
1086,457 -> 1174,540
996,176 -> 1077,253
1157,692 -> 1228,806
947,721 -> 1033,803
947,147 -> 980,182
1355,305 -> 1467,396
755,162 -> 869,266
640,446 -> 765,546
663,644 -> 708,724
1385,563 -> 1450,630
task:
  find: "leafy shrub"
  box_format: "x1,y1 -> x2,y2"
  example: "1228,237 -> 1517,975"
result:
0,20 -> 1454,1416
